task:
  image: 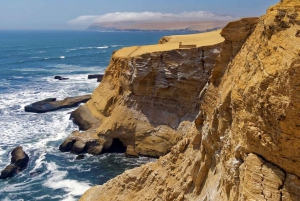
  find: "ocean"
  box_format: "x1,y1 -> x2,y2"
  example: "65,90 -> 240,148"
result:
0,30 -> 191,201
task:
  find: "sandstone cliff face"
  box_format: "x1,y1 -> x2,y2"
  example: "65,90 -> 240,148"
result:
80,0 -> 300,200
60,31 -> 223,157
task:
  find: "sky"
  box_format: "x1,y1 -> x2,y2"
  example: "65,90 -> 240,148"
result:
0,0 -> 279,30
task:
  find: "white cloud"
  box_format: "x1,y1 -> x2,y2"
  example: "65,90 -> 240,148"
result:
68,11 -> 236,26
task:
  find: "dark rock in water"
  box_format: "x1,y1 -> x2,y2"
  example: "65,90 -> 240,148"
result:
0,164 -> 18,179
59,77 -> 69,80
97,76 -> 103,82
0,146 -> 29,179
70,105 -> 99,131
75,155 -> 85,160
24,94 -> 91,113
11,146 -> 29,169
88,74 -> 104,81
54,75 -> 62,79
54,76 -> 69,80
59,129 -> 103,155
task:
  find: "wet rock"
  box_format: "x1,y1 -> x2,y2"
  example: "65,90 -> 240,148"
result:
88,74 -> 104,80
75,155 -> 85,160
0,164 -> 18,179
54,75 -> 69,80
54,75 -> 62,79
0,146 -> 29,179
11,146 -> 30,169
59,129 -> 104,155
24,94 -> 91,113
59,77 -> 69,80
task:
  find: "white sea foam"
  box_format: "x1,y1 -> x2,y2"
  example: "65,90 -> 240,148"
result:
60,56 -> 65,59
96,45 -> 108,49
111,45 -> 123,47
68,46 -> 109,51
43,162 -> 91,201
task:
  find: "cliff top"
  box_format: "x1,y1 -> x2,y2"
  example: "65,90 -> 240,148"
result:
114,30 -> 224,58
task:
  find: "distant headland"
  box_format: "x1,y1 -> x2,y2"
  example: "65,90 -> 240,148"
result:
86,21 -> 230,32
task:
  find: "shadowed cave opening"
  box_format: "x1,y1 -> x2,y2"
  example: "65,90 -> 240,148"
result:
102,138 -> 127,154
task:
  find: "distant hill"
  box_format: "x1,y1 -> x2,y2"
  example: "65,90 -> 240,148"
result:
87,21 -> 230,32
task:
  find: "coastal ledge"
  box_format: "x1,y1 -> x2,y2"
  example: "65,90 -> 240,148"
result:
60,29 -> 224,157
114,30 -> 224,58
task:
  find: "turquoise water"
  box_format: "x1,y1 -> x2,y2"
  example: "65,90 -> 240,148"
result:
0,30 -> 191,201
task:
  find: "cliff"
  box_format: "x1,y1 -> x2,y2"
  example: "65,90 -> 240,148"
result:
80,0 -> 300,200
60,30 -> 224,157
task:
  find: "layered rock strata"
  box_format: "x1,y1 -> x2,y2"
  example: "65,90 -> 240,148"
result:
80,0 -> 300,200
60,30 -> 223,157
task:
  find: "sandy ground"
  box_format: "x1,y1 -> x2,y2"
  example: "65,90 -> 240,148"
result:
114,30 -> 224,58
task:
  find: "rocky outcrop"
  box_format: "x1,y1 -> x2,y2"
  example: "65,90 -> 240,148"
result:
80,0 -> 300,200
24,95 -> 91,113
0,146 -> 29,179
54,75 -> 69,80
60,30 -> 223,157
87,74 -> 104,82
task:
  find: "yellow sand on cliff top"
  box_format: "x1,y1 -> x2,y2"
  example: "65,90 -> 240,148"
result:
114,30 -> 224,58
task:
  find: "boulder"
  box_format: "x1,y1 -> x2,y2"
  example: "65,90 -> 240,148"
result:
70,105 -> 99,131
0,164 -> 18,179
71,140 -> 86,154
59,129 -> 104,155
0,146 -> 29,179
54,75 -> 62,79
24,94 -> 91,113
11,146 -> 29,169
54,75 -> 69,80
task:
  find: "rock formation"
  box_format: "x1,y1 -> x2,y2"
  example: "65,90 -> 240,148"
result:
80,0 -> 300,200
60,30 -> 224,157
0,146 -> 29,179
24,95 -> 91,113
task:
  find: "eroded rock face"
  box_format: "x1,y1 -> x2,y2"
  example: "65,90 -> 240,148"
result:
80,1 -> 300,200
61,34 -> 222,157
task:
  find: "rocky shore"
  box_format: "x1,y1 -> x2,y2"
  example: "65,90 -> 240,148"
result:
58,0 -> 300,200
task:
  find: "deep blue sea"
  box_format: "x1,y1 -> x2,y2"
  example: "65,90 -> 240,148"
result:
0,30 -> 192,201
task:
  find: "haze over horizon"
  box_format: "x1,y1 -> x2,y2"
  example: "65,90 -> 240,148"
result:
1,0 -> 279,30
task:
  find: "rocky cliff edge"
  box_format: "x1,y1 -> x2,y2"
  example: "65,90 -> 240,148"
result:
60,30 -> 224,157
80,0 -> 300,200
